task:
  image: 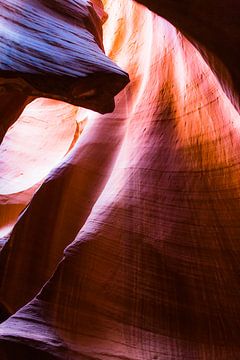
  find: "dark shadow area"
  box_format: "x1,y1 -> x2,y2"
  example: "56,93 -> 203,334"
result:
0,341 -> 63,360
0,303 -> 11,324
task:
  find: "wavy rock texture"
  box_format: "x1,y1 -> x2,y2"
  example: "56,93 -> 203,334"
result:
0,0 -> 240,359
0,98 -> 81,240
136,0 -> 240,113
0,0 -> 129,141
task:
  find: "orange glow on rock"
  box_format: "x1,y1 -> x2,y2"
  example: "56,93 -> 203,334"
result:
0,0 -> 239,359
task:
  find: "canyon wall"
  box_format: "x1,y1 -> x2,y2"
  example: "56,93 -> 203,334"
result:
0,0 -> 239,359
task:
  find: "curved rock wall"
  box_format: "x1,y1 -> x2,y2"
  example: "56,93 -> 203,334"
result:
0,0 -> 129,142
135,0 -> 240,113
0,0 -> 239,359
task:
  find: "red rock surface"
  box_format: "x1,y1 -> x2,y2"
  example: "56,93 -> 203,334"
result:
0,98 -> 80,240
136,0 -> 240,113
0,0 -> 129,141
0,0 -> 239,359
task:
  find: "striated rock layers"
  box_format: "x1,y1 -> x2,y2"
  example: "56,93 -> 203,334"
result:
0,0 -> 129,141
0,0 -> 240,359
136,0 -> 240,113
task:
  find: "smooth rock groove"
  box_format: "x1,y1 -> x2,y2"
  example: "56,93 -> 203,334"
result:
0,0 -> 239,359
136,0 -> 240,113
0,0 -> 129,141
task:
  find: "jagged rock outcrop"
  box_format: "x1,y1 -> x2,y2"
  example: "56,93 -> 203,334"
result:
0,0 -> 239,359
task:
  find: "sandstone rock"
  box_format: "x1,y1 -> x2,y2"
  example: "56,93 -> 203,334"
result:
136,0 -> 240,112
0,0 -> 239,359
0,0 -> 129,140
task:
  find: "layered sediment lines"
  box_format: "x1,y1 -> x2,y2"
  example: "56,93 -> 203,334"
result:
136,0 -> 240,112
0,0 -> 240,359
0,0 -> 129,141
0,98 -> 79,239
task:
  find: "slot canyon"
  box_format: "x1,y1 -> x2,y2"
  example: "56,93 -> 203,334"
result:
0,0 -> 239,359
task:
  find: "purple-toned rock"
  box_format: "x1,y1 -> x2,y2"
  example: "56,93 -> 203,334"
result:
0,0 -> 129,123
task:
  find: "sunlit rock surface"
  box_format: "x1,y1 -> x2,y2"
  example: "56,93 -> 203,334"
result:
0,0 -> 240,359
136,0 -> 240,113
0,0 -> 129,141
0,98 -> 79,240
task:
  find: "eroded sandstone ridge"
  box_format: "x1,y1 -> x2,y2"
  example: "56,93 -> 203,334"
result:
0,0 -> 129,142
136,0 -> 240,113
0,0 -> 240,359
